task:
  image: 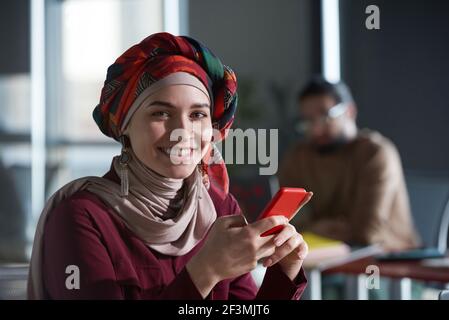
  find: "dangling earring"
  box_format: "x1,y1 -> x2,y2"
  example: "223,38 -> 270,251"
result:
119,135 -> 131,197
199,160 -> 210,191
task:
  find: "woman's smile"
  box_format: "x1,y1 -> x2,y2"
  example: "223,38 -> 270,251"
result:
157,144 -> 202,164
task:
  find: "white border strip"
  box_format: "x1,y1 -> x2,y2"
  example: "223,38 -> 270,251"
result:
321,0 -> 341,82
163,0 -> 180,35
30,0 -> 46,219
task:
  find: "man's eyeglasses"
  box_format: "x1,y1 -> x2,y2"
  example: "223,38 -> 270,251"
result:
295,102 -> 349,133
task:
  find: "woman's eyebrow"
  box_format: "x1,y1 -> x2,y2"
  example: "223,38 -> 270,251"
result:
191,103 -> 210,109
147,101 -> 176,108
147,101 -> 210,109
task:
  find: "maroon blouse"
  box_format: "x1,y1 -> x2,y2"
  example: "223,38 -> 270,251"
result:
42,164 -> 307,299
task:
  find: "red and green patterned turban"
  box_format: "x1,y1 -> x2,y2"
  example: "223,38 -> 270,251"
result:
93,32 -> 238,142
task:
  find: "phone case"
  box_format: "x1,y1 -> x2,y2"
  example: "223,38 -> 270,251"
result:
258,187 -> 307,237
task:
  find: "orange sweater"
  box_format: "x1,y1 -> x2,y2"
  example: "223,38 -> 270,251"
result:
278,129 -> 419,250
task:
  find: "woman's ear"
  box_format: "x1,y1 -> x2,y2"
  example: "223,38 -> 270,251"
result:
122,124 -> 130,137
119,134 -> 132,149
121,122 -> 134,147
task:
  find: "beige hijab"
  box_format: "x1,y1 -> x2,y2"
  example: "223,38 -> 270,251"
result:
27,73 -> 218,299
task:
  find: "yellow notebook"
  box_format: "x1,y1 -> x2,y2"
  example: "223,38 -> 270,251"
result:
302,232 -> 345,249
301,232 -> 351,268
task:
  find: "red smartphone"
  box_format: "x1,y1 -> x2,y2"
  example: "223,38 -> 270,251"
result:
257,187 -> 309,237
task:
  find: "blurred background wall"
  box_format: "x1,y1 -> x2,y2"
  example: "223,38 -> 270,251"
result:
340,0 -> 449,173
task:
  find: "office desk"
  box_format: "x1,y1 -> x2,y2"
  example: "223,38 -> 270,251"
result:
324,256 -> 449,282
322,256 -> 449,299
301,245 -> 382,300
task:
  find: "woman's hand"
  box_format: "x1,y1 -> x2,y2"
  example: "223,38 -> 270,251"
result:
186,191 -> 312,297
262,223 -> 309,281
186,215 -> 287,298
262,191 -> 313,280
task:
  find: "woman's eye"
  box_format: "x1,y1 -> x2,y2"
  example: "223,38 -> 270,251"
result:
151,111 -> 169,118
190,112 -> 208,120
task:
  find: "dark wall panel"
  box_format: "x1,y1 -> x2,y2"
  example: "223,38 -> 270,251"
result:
340,0 -> 449,173
0,0 -> 30,74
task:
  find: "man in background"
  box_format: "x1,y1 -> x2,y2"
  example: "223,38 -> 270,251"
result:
278,76 -> 419,250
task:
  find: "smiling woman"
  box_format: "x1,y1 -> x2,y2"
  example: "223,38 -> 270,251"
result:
27,32 -> 308,300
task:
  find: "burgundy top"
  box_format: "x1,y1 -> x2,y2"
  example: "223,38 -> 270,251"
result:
42,164 -> 307,299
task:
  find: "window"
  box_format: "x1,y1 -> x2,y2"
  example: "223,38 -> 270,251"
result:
0,0 -> 186,263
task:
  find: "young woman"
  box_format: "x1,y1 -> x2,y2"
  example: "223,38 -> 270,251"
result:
28,32 -> 311,300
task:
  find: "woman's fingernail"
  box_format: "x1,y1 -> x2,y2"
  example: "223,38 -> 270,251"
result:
264,259 -> 272,267
274,239 -> 282,246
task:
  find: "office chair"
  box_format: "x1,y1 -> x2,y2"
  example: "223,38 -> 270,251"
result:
404,171 -> 449,252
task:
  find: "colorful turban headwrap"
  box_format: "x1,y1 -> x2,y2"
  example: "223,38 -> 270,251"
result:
92,32 -> 238,197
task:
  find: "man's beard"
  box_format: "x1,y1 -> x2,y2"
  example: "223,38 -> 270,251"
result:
313,135 -> 349,154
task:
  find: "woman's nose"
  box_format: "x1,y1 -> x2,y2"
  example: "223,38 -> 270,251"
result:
173,114 -> 191,129
169,116 -> 195,141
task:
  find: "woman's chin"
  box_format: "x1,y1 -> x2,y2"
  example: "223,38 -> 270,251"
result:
160,164 -> 197,179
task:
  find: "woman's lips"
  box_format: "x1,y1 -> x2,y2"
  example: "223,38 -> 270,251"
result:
157,146 -> 199,163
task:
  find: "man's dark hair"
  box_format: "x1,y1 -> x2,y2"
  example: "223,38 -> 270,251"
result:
298,75 -> 354,104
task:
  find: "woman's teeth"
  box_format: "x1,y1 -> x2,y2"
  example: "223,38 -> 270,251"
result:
161,147 -> 194,157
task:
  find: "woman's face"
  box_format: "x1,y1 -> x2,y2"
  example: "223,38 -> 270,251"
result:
125,85 -> 213,179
